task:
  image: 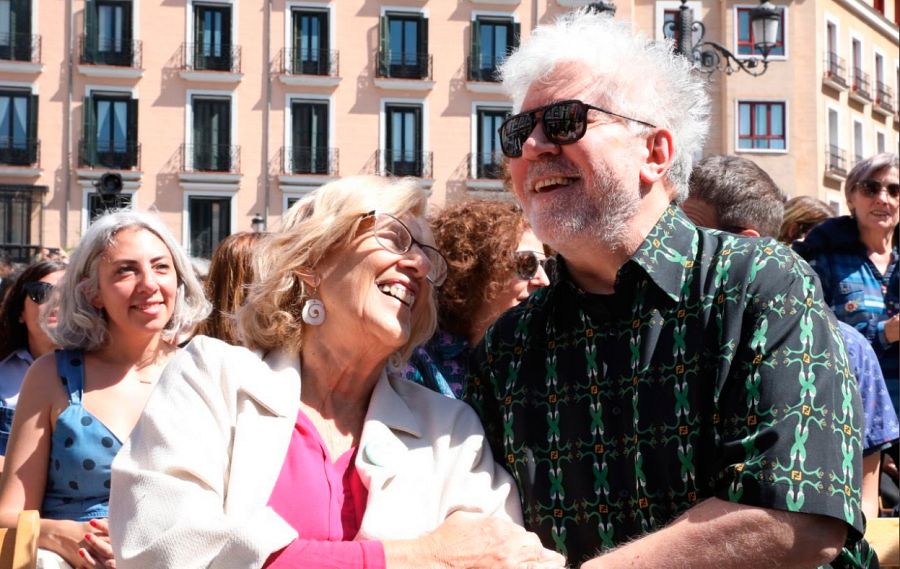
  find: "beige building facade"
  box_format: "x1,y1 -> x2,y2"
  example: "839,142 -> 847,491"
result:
0,0 -> 897,260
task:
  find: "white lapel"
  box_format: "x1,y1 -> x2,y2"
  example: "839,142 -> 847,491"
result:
223,347 -> 301,517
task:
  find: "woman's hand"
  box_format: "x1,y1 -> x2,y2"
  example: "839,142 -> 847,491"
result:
78,518 -> 117,568
884,314 -> 899,343
410,511 -> 567,569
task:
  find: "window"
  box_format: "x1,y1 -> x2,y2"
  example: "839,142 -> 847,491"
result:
737,101 -> 785,150
291,9 -> 329,75
469,17 -> 519,82
0,0 -> 31,62
193,3 -> 232,72
81,93 -> 138,169
475,107 -> 508,179
0,185 -> 35,257
378,12 -> 428,79
663,9 -> 681,45
384,104 -> 423,177
874,0 -> 884,15
0,90 -> 37,166
192,97 -> 232,172
87,191 -> 132,221
290,100 -> 329,175
736,6 -> 784,57
189,196 -> 230,259
853,120 -> 864,163
83,0 -> 134,66
877,132 -> 886,153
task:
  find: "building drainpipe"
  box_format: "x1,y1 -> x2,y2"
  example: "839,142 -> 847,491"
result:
261,0 -> 272,231
61,0 -> 75,249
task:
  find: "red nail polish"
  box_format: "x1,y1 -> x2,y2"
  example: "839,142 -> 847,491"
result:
84,533 -> 92,541
79,550 -> 86,558
89,519 -> 99,528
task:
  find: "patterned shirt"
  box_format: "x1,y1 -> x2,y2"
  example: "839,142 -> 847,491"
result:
466,206 -> 866,567
794,216 -> 899,413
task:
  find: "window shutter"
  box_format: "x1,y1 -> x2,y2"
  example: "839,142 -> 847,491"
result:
11,0 -> 31,60
470,20 -> 480,80
84,0 -> 97,60
418,16 -> 428,78
127,98 -> 138,168
83,96 -> 95,166
27,93 -> 37,164
512,22 -> 521,51
378,15 -> 388,76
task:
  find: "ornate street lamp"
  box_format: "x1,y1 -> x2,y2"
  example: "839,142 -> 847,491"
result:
251,213 -> 265,233
664,0 -> 780,77
587,1 -> 617,16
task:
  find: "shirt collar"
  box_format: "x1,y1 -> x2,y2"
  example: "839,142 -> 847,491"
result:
628,205 -> 698,303
0,348 -> 34,367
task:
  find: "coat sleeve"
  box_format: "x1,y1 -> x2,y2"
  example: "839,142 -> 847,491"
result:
109,338 -> 297,569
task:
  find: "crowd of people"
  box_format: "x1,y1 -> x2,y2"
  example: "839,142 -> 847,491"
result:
0,9 -> 896,569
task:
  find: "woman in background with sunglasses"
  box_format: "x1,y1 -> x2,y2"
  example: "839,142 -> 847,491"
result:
406,200 -> 551,398
109,177 -> 564,569
795,152 -> 900,515
0,260 -> 66,471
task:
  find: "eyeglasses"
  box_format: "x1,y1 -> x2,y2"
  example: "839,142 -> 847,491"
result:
498,99 -> 656,159
514,250 -> 555,281
24,281 -> 54,305
365,211 -> 449,287
856,179 -> 900,199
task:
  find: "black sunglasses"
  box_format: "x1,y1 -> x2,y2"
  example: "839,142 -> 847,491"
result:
24,281 -> 54,305
856,179 -> 900,199
514,250 -> 555,281
498,99 -> 656,158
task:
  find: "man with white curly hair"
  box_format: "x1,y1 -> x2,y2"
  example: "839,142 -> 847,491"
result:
465,11 -> 868,569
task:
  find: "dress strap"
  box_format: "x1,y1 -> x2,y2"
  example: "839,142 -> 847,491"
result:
54,349 -> 86,405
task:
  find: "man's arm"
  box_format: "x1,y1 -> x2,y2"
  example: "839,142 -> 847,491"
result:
581,497 -> 846,569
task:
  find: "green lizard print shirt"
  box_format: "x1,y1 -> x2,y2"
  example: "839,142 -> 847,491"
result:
466,206 -> 866,567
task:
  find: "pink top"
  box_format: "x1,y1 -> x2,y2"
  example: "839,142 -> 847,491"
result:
263,409 -> 386,569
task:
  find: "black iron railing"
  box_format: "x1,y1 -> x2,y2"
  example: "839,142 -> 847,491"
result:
375,149 -> 433,178
0,33 -> 41,63
0,138 -> 39,166
283,146 -> 338,175
825,145 -> 847,178
280,48 -> 339,77
876,82 -> 895,113
852,69 -> 872,101
181,143 -> 240,173
79,35 -> 142,68
468,152 -> 505,180
824,52 -> 848,88
466,55 -> 504,82
375,50 -> 432,80
180,43 -> 241,73
78,139 -> 140,169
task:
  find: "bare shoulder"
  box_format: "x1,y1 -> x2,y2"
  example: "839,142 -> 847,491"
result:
18,352 -> 68,410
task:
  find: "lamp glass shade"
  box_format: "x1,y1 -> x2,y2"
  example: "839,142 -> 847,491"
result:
750,1 -> 780,57
251,214 -> 265,232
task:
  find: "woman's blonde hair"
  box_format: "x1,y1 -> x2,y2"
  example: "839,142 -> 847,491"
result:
48,209 -> 211,350
237,176 -> 437,360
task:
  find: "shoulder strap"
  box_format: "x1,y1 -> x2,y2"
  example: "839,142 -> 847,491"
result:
54,349 -> 86,404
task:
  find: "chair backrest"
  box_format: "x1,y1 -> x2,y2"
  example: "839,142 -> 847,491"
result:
0,510 -> 38,569
866,517 -> 899,569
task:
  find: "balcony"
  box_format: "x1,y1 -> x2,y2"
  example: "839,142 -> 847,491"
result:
78,139 -> 141,170
180,143 -> 240,174
824,145 -> 848,181
278,48 -> 340,87
0,138 -> 39,167
466,151 -> 505,191
179,43 -> 242,83
0,33 -> 41,73
823,52 -> 848,91
466,55 -> 507,94
849,69 -> 872,105
375,149 -> 433,178
374,50 -> 434,90
78,36 -> 143,78
875,82 -> 895,117
283,146 -> 339,176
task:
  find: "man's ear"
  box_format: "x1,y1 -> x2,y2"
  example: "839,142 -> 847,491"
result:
738,228 -> 761,238
639,128 -> 674,185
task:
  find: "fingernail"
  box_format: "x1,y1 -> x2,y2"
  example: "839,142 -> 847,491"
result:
84,533 -> 92,541
79,550 -> 86,558
89,519 -> 99,528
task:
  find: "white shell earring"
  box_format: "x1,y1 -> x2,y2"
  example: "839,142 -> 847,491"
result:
302,296 -> 325,325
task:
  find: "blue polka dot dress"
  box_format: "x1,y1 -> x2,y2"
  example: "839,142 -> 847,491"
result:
41,349 -> 122,522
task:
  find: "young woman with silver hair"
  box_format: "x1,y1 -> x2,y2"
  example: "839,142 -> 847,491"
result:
0,209 -> 209,568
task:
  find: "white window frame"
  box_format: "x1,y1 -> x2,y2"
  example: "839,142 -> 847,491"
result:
284,0 -> 335,56
183,88 -> 238,170
379,96 -> 429,175
654,0 -> 702,43
875,129 -> 886,154
733,99 -> 789,154
283,92 -> 334,174
184,0 -> 238,68
733,3 -> 788,62
852,118 -> 865,163
470,100 -> 510,177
